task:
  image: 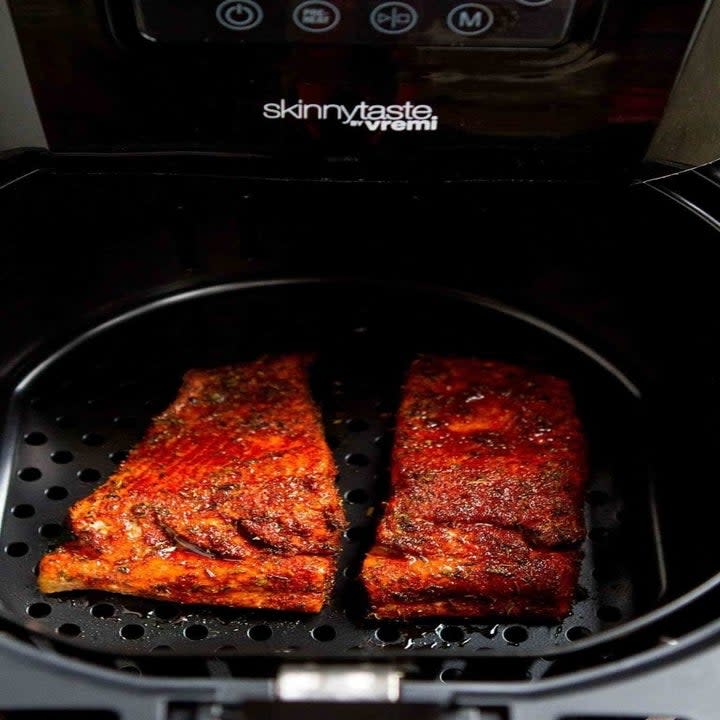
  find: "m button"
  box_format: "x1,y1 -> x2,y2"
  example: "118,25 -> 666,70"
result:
447,3 -> 494,36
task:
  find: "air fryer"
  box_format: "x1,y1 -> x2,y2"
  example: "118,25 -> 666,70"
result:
2,1 -> 720,719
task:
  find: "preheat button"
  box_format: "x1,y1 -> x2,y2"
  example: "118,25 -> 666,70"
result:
293,0 -> 341,32
447,3 -> 494,36
215,0 -> 264,30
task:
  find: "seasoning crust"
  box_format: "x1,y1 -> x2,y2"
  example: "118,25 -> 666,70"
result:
362,356 -> 586,620
38,355 -> 344,612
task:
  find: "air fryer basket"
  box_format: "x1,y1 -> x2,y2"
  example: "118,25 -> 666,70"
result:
0,279 -> 664,659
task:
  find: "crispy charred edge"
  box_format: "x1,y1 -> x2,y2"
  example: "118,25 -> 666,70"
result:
363,545 -> 582,622
38,545 -> 335,613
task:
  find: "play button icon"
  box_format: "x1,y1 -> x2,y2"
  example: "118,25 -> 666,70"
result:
370,2 -> 419,34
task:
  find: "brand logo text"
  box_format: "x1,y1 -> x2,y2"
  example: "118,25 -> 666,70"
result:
262,100 -> 438,132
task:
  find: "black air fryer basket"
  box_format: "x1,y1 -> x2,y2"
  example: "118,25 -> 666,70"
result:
2,168 -> 720,719
0,279 -> 659,658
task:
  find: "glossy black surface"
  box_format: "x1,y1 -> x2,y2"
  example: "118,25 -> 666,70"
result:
8,0 -> 704,179
134,0 -> 576,48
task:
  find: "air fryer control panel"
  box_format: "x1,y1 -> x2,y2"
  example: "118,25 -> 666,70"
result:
135,0 -> 576,47
7,0 -> 708,179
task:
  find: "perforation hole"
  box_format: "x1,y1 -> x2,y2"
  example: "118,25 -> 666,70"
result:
344,488 -> 369,504
438,625 -> 465,643
342,564 -> 360,579
184,624 -> 209,640
24,432 -> 47,446
12,504 -> 35,519
248,624 -> 272,641
153,604 -> 179,621
78,468 -> 101,483
110,450 -> 128,465
144,397 -> 166,411
346,419 -> 369,432
597,606 -> 622,622
118,664 -> 141,674
113,416 -> 136,428
566,626 -> 592,641
344,526 -> 370,543
6,542 -> 29,557
374,625 -> 402,644
58,623 -> 81,637
27,602 -> 51,618
120,624 -> 144,640
345,453 -> 369,467
82,433 -> 105,446
374,433 -> 392,448
311,625 -> 336,642
18,467 -> 42,481
51,450 -> 73,464
151,645 -> 172,653
439,667 -> 463,682
40,523 -> 63,539
46,486 -> 68,500
503,626 -> 529,645
55,415 -> 75,428
91,603 -> 115,618
216,645 -> 237,653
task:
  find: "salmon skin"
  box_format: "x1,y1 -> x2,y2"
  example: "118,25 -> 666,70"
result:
39,355 -> 344,613
362,356 -> 586,621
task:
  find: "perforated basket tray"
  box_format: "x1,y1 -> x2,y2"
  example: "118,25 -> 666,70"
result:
0,280 -> 664,658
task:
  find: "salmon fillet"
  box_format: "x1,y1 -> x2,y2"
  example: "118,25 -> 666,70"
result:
362,356 -> 586,620
39,355 -> 344,612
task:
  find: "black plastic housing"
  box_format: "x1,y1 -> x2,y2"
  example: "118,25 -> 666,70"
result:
1,157 -> 720,718
6,0 -> 705,180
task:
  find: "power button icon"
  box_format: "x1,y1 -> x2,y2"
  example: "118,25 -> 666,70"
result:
216,0 -> 264,30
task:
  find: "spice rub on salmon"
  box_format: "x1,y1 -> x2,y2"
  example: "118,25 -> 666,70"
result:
38,355 -> 344,612
362,356 -> 586,620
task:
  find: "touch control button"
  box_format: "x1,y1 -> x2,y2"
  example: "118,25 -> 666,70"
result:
216,0 -> 264,30
370,2 -> 419,34
446,3 -> 494,36
293,0 -> 341,32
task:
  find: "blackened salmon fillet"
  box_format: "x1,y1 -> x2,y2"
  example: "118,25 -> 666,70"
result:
39,355 -> 344,612
362,356 -> 586,620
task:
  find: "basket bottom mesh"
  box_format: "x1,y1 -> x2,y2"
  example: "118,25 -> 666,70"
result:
0,281 -> 658,657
